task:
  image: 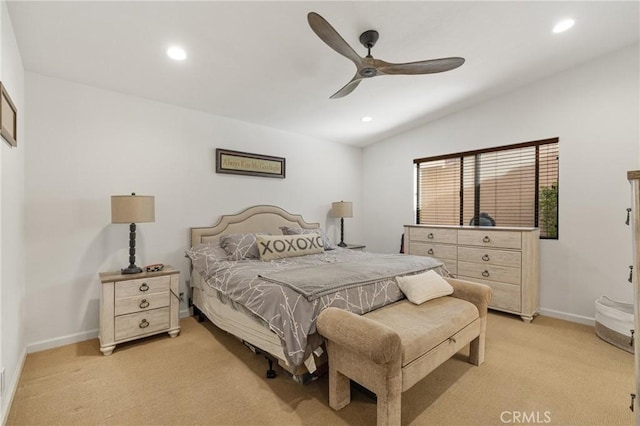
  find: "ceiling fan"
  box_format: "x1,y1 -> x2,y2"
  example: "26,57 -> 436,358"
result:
307,12 -> 465,99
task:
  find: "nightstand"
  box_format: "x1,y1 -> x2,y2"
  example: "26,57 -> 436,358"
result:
99,266 -> 180,355
345,244 -> 366,251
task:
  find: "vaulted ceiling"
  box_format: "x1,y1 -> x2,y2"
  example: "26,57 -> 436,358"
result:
7,1 -> 640,146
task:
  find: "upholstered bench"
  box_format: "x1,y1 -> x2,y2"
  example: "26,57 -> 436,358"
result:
317,277 -> 492,426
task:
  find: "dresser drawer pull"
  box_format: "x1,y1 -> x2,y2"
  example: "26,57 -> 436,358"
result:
482,236 -> 491,243
139,299 -> 150,309
427,248 -> 434,255
139,283 -> 149,292
482,254 -> 490,262
629,266 -> 633,283
427,233 -> 434,239
482,270 -> 490,278
139,319 -> 149,329
631,329 -> 635,347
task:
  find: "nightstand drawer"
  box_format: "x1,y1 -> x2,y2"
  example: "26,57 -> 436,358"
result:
409,227 -> 457,244
114,292 -> 170,316
115,307 -> 170,341
115,275 -> 170,298
458,246 -> 521,268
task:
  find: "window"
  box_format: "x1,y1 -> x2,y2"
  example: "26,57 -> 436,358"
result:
415,138 -> 559,239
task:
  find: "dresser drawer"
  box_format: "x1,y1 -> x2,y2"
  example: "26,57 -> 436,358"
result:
114,292 -> 170,316
458,230 -> 521,249
115,275 -> 171,298
457,246 -> 521,268
114,307 -> 170,341
457,261 -> 521,285
408,242 -> 457,260
442,260 -> 457,276
409,227 -> 457,244
457,276 -> 522,312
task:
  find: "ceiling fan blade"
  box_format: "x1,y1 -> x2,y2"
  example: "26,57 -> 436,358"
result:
375,57 -> 465,75
330,74 -> 363,99
308,12 -> 363,67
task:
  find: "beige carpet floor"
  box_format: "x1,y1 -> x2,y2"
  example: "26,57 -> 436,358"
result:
6,312 -> 635,426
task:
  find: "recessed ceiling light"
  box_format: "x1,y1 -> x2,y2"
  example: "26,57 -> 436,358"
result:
361,116 -> 373,123
167,46 -> 187,61
553,19 -> 575,34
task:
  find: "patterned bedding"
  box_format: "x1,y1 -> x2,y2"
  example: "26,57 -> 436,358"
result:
187,245 -> 443,368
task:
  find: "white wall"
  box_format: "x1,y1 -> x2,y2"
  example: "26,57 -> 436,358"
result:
24,72 -> 363,350
0,0 -> 26,421
362,44 -> 640,323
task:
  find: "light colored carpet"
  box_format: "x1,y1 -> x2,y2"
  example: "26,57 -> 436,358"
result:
7,312 -> 635,425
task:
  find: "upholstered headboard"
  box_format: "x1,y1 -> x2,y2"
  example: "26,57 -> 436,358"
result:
190,205 -> 320,248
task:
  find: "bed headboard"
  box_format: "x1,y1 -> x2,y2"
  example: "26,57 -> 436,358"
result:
190,205 -> 320,247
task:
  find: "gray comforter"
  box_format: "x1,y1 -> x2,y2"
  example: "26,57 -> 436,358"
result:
187,246 -> 443,368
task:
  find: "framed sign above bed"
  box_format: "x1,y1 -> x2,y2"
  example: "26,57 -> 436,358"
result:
216,148 -> 286,179
0,82 -> 17,147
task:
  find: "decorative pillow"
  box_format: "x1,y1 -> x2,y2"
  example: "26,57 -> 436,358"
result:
256,233 -> 324,261
186,242 -> 229,261
280,226 -> 335,250
396,270 -> 454,305
219,233 -> 264,261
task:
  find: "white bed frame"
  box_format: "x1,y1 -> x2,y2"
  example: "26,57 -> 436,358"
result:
190,205 -> 322,377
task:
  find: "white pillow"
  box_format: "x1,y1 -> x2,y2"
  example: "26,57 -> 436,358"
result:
396,270 -> 454,304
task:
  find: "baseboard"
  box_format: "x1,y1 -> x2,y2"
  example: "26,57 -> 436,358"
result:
539,307 -> 595,326
26,329 -> 99,354
2,347 -> 27,426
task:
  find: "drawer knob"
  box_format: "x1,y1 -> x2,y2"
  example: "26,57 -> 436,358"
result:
482,270 -> 490,278
482,254 -> 490,262
139,282 -> 149,292
139,319 -> 149,329
139,299 -> 150,309
427,248 -> 434,255
482,236 -> 491,243
427,233 -> 434,239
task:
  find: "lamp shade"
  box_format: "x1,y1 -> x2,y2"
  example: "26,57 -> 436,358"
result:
331,201 -> 353,218
111,194 -> 155,224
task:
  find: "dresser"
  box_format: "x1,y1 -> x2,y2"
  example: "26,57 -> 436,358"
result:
627,170 -> 640,421
99,266 -> 181,355
404,225 -> 540,322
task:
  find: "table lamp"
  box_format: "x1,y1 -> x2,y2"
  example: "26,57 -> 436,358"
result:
331,201 -> 353,247
111,193 -> 155,274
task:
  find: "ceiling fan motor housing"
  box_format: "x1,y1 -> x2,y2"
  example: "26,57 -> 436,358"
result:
359,30 -> 379,49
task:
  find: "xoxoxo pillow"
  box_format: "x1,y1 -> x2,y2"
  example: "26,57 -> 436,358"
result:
257,233 -> 324,261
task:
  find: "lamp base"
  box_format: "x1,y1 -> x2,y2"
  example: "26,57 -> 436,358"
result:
337,242 -> 347,247
121,265 -> 143,275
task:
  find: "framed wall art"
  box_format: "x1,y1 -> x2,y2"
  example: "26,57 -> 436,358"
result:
1,82 -> 17,147
216,148 -> 286,179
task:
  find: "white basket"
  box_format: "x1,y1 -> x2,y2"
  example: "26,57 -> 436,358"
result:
595,296 -> 634,353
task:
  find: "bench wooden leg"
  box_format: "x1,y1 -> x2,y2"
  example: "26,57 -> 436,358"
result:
329,365 -> 351,410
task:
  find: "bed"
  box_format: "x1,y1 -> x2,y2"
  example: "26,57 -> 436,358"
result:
187,205 -> 444,380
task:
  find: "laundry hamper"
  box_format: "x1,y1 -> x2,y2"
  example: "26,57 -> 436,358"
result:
595,296 -> 634,353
